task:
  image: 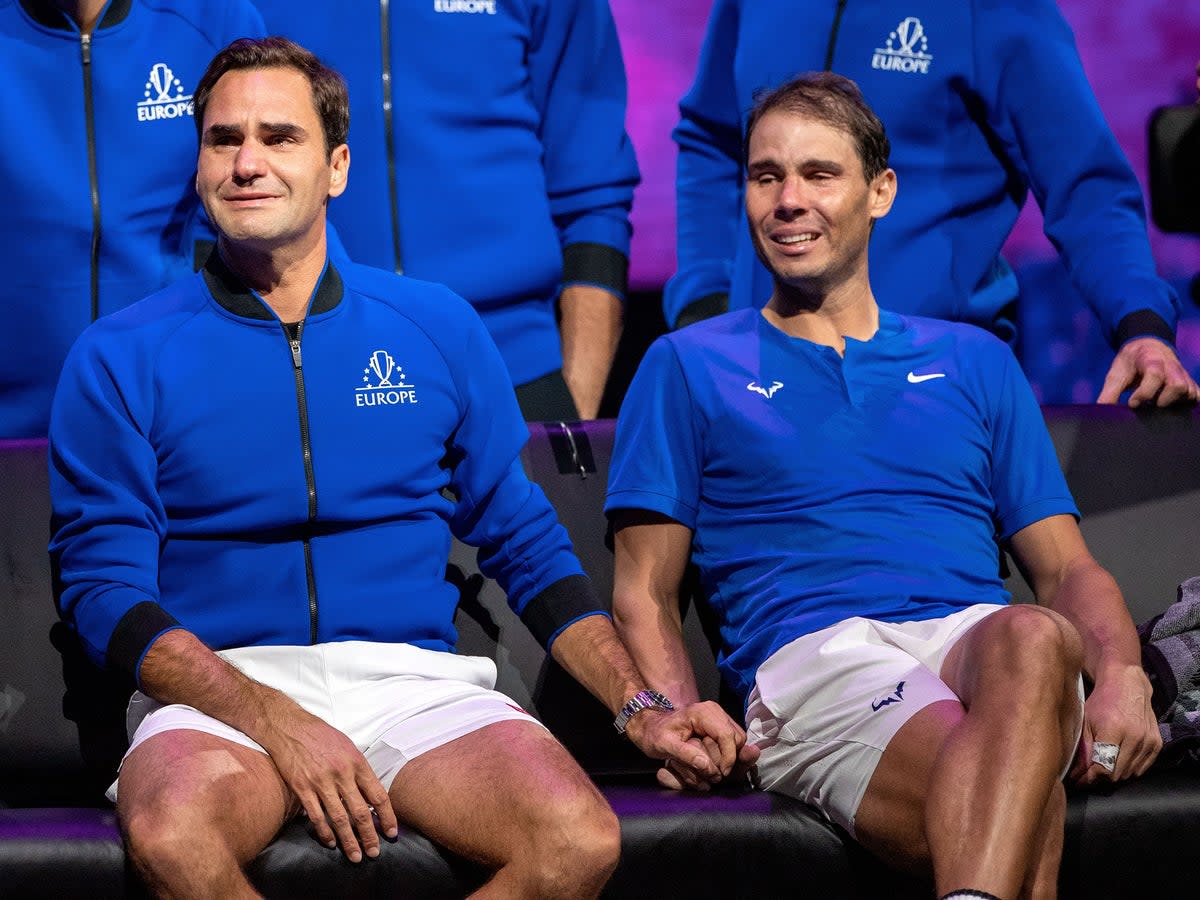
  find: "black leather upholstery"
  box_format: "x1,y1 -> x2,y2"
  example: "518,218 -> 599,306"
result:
1,405 -> 1198,898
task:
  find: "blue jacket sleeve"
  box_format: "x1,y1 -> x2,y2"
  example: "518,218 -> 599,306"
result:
528,0 -> 639,298
664,0 -> 743,330
444,302 -> 606,648
48,325 -> 181,677
974,0 -> 1179,347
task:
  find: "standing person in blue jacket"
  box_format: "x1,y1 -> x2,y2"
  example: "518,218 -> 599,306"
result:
250,0 -> 640,421
49,37 -> 732,898
609,73 -> 1160,898
668,0 -> 1199,408
0,0 -> 266,438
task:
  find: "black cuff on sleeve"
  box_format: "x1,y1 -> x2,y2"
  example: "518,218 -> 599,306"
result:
520,574 -> 606,649
675,292 -> 729,330
107,601 -> 181,678
562,243 -> 629,297
1114,310 -> 1175,348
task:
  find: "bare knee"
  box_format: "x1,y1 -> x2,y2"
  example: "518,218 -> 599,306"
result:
521,788 -> 621,894
982,605 -> 1083,683
121,796 -> 212,880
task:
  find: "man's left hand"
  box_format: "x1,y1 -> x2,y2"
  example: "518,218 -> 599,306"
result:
1097,338 -> 1200,407
1070,662 -> 1161,785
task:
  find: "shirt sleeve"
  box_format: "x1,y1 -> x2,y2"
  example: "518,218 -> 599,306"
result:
605,336 -> 703,528
663,0 -> 743,330
528,0 -> 639,299
974,0 -> 1179,347
443,300 -> 605,648
987,342 -> 1079,539
48,327 -> 181,677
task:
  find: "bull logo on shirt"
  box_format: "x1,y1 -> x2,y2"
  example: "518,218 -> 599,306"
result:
747,381 -> 784,399
871,681 -> 906,712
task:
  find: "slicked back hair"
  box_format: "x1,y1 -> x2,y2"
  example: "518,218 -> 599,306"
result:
744,72 -> 890,182
193,36 -> 349,157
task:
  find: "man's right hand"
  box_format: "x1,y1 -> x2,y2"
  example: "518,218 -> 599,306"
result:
627,700 -> 760,792
257,701 -> 399,862
1096,338 -> 1200,407
137,630 -> 399,863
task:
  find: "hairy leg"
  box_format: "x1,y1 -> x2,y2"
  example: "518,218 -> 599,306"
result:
388,719 -> 620,899
118,729 -> 294,900
855,605 -> 1082,897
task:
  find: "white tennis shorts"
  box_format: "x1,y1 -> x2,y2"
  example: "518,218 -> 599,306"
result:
108,640 -> 541,801
746,604 -> 1004,836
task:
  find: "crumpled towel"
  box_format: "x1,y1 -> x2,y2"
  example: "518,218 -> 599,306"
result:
1139,576 -> 1200,768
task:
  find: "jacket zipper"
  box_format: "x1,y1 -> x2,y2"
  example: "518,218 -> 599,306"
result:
379,0 -> 404,274
824,0 -> 849,71
284,321 -> 320,643
81,32 -> 101,322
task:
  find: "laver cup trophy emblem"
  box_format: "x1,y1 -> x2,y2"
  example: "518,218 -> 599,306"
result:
148,63 -> 180,102
894,17 -> 925,55
369,350 -> 396,387
357,349 -> 416,406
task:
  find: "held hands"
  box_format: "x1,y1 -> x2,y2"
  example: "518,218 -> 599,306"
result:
1097,338 -> 1200,407
623,700 -> 761,792
258,703 -> 399,862
1069,662 -> 1162,786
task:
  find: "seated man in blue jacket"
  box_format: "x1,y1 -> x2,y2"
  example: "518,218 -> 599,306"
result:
607,73 -> 1160,899
49,37 -> 730,899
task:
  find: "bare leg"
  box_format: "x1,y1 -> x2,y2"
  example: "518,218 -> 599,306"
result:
1021,782 -> 1066,900
854,605 -> 1082,897
118,730 -> 294,900
388,719 -> 621,899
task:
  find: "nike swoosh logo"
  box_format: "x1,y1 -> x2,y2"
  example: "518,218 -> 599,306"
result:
907,371 -> 946,383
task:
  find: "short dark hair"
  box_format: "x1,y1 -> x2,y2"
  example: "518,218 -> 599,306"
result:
744,72 -> 890,182
193,36 -> 349,156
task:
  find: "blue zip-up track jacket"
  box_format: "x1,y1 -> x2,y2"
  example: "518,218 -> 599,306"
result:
0,0 -> 265,438
49,256 -> 603,681
251,0 -> 640,387
668,0 -> 1179,348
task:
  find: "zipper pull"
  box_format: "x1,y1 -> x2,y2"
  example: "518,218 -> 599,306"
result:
283,320 -> 304,368
81,32 -> 91,65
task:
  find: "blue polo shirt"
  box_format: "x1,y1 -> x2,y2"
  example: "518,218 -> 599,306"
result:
606,308 -> 1077,702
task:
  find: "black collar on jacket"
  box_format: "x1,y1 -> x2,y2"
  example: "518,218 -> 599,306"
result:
202,250 -> 345,322
20,0 -> 132,30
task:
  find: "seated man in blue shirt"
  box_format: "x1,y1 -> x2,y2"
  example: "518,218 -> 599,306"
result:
607,72 -> 1160,900
49,37 -> 724,899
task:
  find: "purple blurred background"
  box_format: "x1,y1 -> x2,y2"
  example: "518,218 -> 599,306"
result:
609,0 -> 1200,401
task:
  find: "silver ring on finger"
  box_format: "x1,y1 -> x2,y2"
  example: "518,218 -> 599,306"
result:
1091,741 -> 1119,773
